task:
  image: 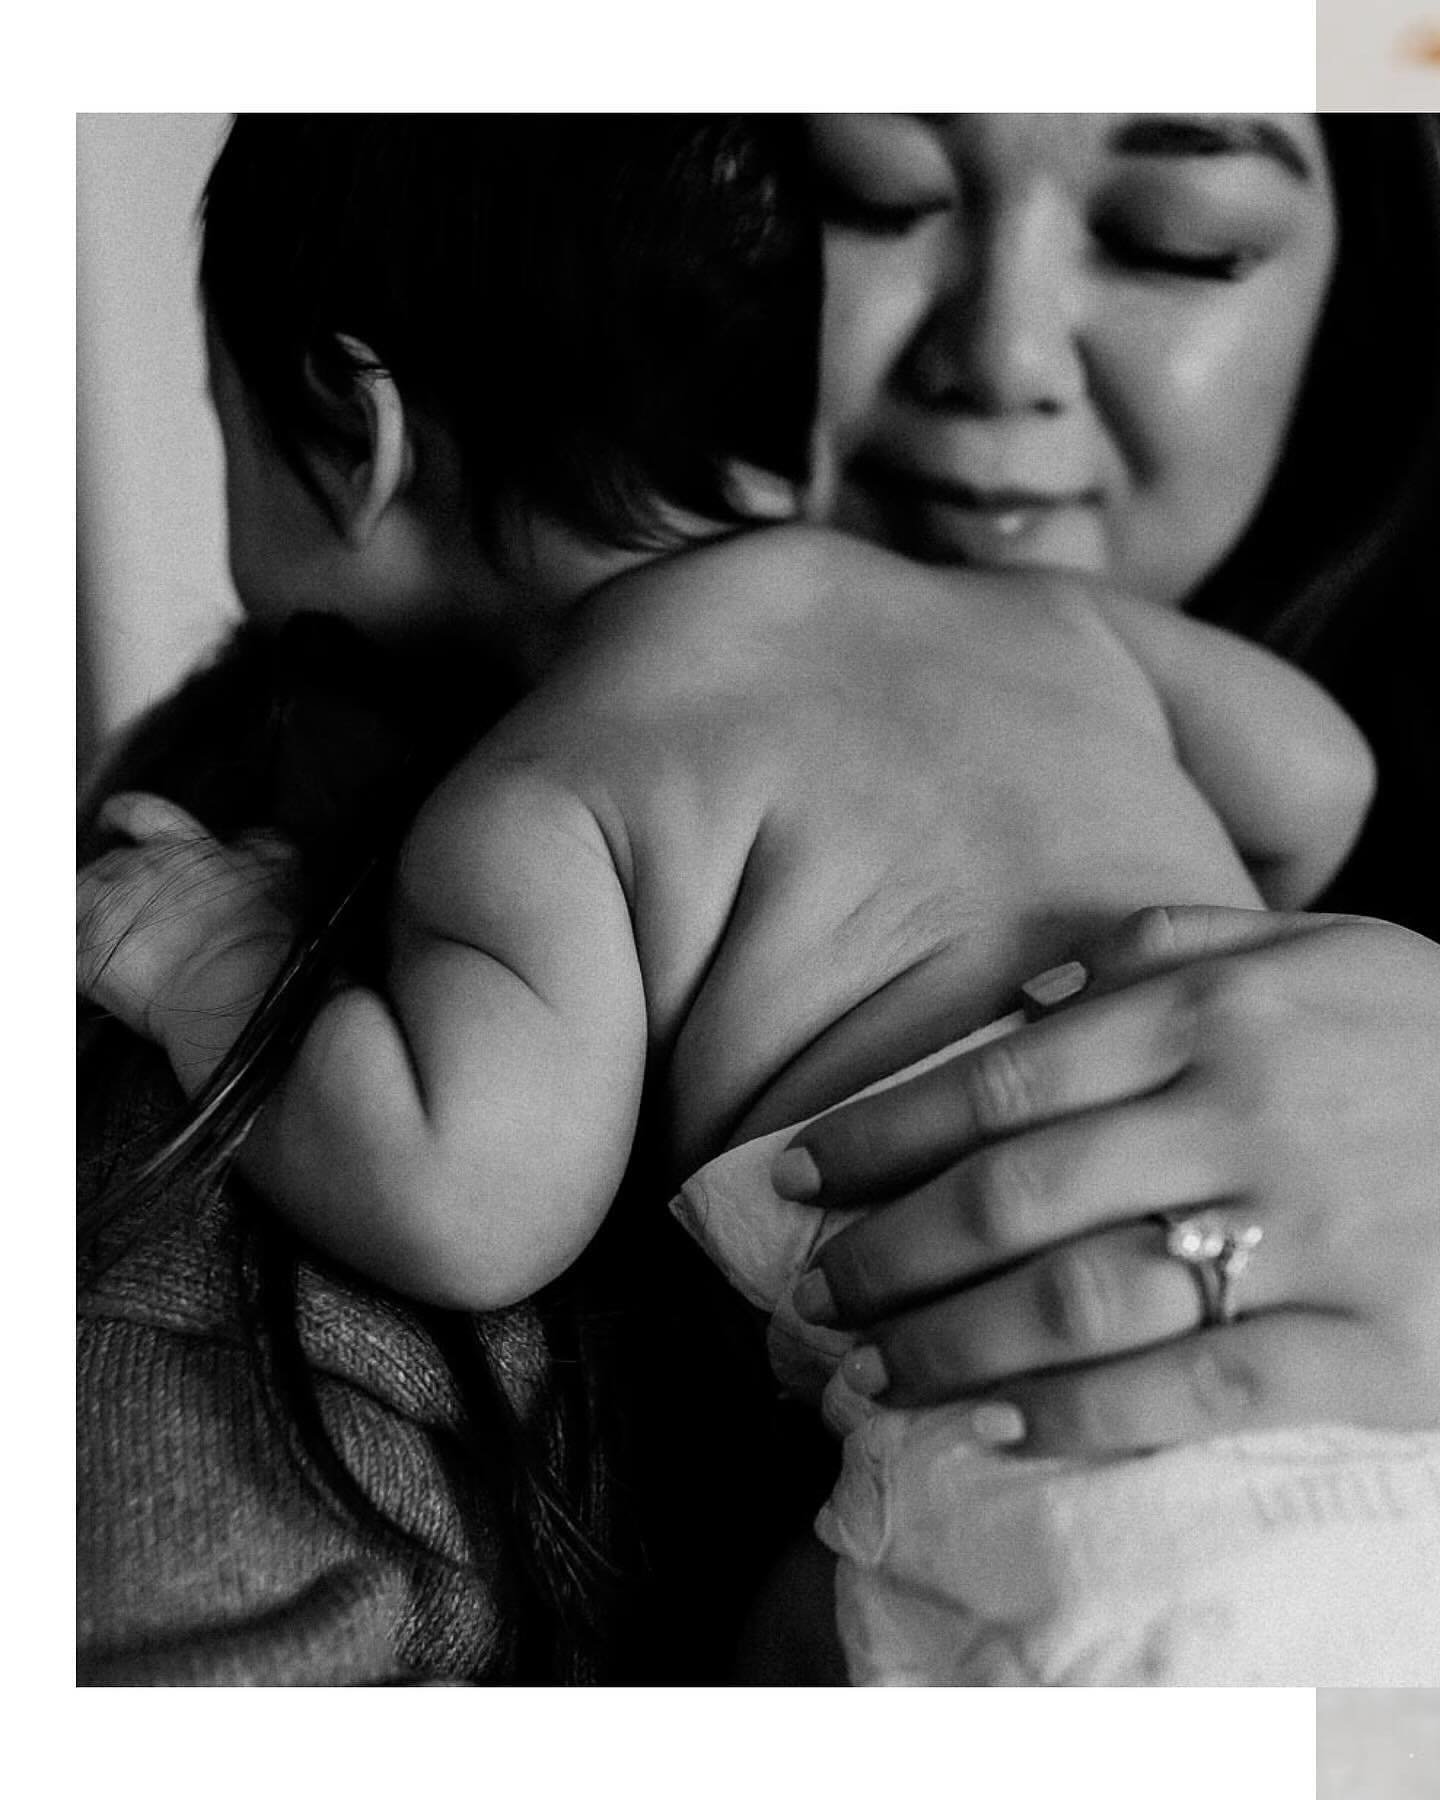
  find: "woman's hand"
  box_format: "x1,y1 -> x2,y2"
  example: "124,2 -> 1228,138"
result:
77,792 -> 298,1092
782,906 -> 1440,1452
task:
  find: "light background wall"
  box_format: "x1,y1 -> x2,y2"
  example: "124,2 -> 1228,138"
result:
77,113 -> 237,775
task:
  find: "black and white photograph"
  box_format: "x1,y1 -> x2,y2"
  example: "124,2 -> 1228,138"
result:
76,100 -> 1440,1696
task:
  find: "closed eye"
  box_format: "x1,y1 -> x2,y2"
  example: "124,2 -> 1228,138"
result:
1097,230 -> 1256,282
818,184 -> 952,239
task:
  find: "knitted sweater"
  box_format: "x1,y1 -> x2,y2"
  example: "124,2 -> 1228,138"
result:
77,1060 -> 548,1687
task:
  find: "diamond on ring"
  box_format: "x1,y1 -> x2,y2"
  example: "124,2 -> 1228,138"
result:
1156,1210 -> 1264,1328
1165,1213 -> 1228,1264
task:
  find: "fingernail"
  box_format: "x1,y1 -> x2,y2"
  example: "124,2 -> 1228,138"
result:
966,1400 -> 1027,1447
840,1345 -> 889,1397
772,1145 -> 821,1201
792,1267 -> 838,1325
1020,960 -> 1089,1017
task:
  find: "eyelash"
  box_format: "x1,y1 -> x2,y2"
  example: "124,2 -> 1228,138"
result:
1099,234 -> 1253,283
818,192 -> 951,238
821,190 -> 1256,283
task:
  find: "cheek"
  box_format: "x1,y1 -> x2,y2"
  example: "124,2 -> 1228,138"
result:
1093,282 -> 1325,602
222,465 -> 290,621
222,465 -> 267,609
220,437 -> 325,626
816,235 -> 931,449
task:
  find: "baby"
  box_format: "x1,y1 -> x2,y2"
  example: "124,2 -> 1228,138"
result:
81,115 -> 1439,1684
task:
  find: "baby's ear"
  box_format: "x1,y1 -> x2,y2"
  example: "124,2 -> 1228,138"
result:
302,334 -> 414,549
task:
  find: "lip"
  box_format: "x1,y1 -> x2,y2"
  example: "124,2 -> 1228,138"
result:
847,458 -> 1106,572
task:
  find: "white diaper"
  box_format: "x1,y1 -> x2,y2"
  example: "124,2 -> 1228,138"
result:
670,1020 -> 1440,1686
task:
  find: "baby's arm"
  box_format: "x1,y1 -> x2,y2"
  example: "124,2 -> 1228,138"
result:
243,759 -> 647,1308
1094,593 -> 1376,909
80,764 -> 647,1310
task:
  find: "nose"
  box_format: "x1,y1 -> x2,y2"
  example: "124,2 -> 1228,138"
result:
897,207 -> 1085,418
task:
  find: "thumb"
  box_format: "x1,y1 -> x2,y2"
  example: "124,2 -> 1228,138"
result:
1082,903 -> 1363,994
98,791 -> 211,846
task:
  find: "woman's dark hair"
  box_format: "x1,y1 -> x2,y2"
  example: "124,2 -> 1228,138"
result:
1190,115 -> 1440,938
200,114 -> 821,554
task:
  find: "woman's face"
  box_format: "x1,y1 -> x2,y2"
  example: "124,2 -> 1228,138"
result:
811,114 -> 1339,606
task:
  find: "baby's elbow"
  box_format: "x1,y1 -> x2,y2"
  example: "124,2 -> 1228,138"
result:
376,1203 -> 548,1313
378,1161 -> 605,1313
395,1252 -> 543,1313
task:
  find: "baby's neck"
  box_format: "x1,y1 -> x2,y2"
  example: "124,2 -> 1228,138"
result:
506,475 -> 800,683
539,466 -> 800,612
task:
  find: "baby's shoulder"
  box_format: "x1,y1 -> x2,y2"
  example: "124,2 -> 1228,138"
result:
564,530 -> 1151,724
544,524 -> 839,706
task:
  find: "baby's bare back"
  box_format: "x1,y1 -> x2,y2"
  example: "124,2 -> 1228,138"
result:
495,526 -> 1261,1171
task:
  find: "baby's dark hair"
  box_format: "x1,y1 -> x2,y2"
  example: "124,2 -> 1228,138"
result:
200,115 -> 820,554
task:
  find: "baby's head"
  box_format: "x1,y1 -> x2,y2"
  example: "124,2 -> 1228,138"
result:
200,116 -> 820,658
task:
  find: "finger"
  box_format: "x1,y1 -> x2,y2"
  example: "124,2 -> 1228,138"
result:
98,791 -> 210,845
76,850 -> 154,943
865,1222 -> 1205,1399
812,1094 -> 1227,1324
1083,903 -> 1355,995
76,863 -> 118,989
997,1312 -> 1394,1455
854,1213 -> 1271,1400
76,851 -> 162,1016
76,857 -> 112,915
780,978 -> 1198,1207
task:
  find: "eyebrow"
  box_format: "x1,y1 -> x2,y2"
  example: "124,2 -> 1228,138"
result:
1111,116 -> 1314,182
